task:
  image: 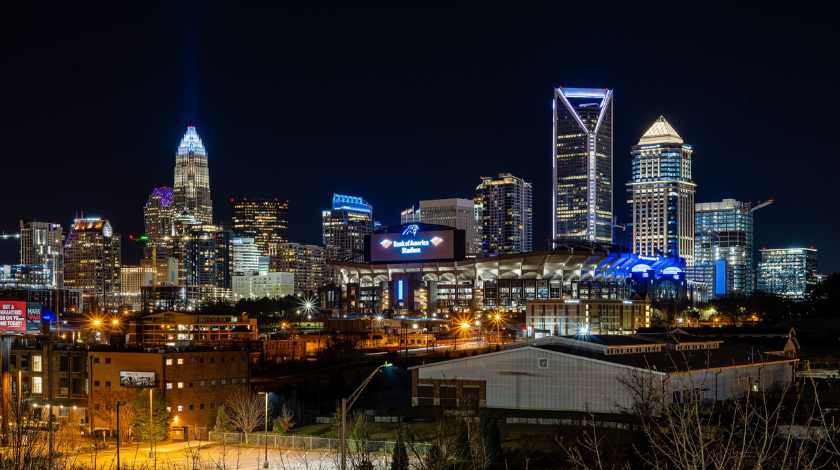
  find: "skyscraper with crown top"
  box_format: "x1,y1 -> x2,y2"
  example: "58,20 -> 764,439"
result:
173,126 -> 213,224
627,116 -> 696,264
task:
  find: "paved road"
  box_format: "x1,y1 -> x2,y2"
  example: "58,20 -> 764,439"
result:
74,441 -> 386,469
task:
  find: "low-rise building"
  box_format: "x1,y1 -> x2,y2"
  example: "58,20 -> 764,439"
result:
127,311 -> 258,346
525,297 -> 650,335
410,335 -> 796,412
231,272 -> 294,301
88,349 -> 250,437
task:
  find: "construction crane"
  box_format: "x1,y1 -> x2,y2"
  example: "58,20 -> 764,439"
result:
750,199 -> 773,213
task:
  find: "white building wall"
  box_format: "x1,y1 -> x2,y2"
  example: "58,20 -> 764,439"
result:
231,272 -> 294,300
416,347 -> 794,412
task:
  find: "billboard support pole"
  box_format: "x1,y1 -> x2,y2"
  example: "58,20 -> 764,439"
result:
1,335 -> 10,445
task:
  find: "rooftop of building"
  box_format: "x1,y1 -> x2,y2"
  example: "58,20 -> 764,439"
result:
638,116 -> 684,145
414,334 -> 797,374
329,245 -> 686,280
635,326 -> 795,338
373,222 -> 459,235
177,126 -> 206,155
330,194 -> 371,213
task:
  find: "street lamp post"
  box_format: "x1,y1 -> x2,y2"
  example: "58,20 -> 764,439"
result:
116,401 -> 126,470
148,388 -> 155,460
341,363 -> 391,470
258,392 -> 269,468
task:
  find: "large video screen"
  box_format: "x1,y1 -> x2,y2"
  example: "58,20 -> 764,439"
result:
368,225 -> 463,263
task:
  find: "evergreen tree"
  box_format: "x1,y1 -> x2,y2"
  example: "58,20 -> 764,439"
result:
214,404 -> 234,432
131,389 -> 172,442
453,419 -> 470,460
390,425 -> 409,470
480,412 -> 502,462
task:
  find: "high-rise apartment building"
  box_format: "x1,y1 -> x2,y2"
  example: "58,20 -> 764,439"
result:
144,187 -> 174,250
419,198 -> 477,253
628,116 -> 696,263
553,87 -> 614,244
757,248 -> 819,300
269,243 -> 326,294
322,194 -> 374,262
62,218 -> 121,304
694,199 -> 755,295
475,174 -> 532,255
173,126 -> 213,224
183,226 -> 233,290
232,237 -> 264,275
120,265 -> 155,295
19,220 -> 63,288
231,198 -> 289,255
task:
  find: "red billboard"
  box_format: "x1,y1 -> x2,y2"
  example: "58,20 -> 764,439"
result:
0,302 -> 28,331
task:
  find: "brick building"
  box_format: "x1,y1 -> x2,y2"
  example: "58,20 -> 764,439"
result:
127,311 -> 258,346
88,349 -> 250,436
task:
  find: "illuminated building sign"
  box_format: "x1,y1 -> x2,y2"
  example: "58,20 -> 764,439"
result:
579,103 -> 600,107
397,279 -> 404,301
368,225 -> 464,263
639,255 -> 660,262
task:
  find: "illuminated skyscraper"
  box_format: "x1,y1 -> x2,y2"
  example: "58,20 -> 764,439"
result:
322,194 -> 374,262
553,87 -> 614,244
173,127 -> 213,224
20,219 -> 63,288
757,248 -> 818,300
475,174 -> 532,255
144,187 -> 174,252
627,116 -> 696,263
62,218 -> 121,305
270,242 -> 326,294
231,198 -> 289,255
694,199 -> 755,294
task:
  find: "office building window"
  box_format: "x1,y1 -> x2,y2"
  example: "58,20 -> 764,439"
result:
177,359 -> 184,365
94,357 -> 99,364
166,383 -> 173,389
200,358 -> 205,364
189,358 -> 194,364
200,404 -> 205,410
166,359 -> 173,365
189,405 -> 194,411
189,382 -> 194,388
33,356 -> 42,372
94,381 -> 100,387
177,382 -> 184,388
33,377 -> 42,394
177,406 -> 183,412
200,381 -> 205,387
105,381 -> 111,388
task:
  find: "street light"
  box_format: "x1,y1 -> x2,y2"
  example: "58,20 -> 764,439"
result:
258,391 -> 270,469
341,363 -> 392,470
116,401 -> 127,469
148,388 -> 155,460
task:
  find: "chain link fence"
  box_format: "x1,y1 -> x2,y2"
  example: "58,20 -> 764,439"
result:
208,432 -> 430,457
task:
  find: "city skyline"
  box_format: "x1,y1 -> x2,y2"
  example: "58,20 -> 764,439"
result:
0,3 -> 835,273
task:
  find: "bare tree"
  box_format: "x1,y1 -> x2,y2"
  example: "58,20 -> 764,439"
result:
90,387 -> 136,443
221,385 -> 271,439
559,350 -> 840,470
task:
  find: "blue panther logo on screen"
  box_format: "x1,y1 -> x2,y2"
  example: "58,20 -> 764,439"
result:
402,224 -> 420,236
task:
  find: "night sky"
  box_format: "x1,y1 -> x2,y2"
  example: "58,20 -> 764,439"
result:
1,3 -> 837,272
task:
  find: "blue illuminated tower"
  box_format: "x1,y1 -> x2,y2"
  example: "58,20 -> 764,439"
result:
322,194 -> 374,262
553,87 -> 614,244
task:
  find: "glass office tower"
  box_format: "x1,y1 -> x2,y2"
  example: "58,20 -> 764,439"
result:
475,173 -> 532,255
553,87 -> 613,244
694,199 -> 754,294
757,248 -> 818,300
